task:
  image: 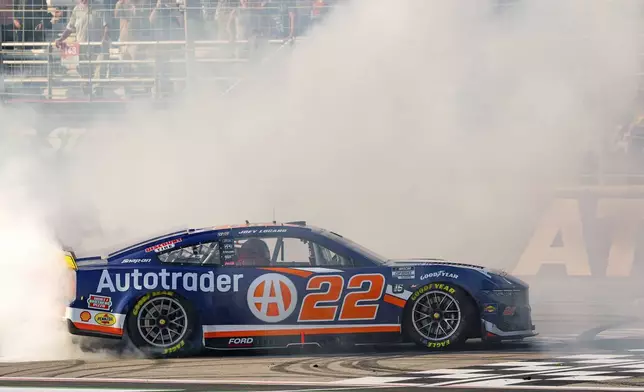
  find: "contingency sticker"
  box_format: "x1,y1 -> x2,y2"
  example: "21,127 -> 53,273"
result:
392,266 -> 415,280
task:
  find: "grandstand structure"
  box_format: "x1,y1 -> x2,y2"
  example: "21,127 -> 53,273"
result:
1,0 -> 643,184
0,1 -> 330,102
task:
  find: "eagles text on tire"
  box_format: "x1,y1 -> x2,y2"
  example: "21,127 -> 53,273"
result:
126,291 -> 196,357
63,221 -> 536,356
404,283 -> 475,349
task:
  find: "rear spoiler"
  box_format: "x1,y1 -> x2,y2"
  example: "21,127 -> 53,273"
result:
63,249 -> 78,270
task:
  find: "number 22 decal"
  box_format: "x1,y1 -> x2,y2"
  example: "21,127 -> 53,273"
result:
297,273 -> 385,322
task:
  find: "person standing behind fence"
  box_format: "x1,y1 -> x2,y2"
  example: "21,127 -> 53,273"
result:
214,0 -> 238,41
260,0 -> 309,41
149,0 -> 182,41
149,0 -> 181,94
13,0 -> 49,48
55,0 -> 109,96
114,0 -> 144,76
0,0 -> 14,44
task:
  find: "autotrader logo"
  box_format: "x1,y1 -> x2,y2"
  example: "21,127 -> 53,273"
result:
247,274 -> 297,323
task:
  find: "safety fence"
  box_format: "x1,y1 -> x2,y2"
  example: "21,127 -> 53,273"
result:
0,2 -> 336,100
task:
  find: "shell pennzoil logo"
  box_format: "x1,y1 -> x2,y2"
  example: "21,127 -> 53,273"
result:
94,312 -> 117,326
79,311 -> 91,322
247,273 -> 297,323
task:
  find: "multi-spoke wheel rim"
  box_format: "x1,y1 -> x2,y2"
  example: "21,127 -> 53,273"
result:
412,290 -> 461,342
136,297 -> 188,348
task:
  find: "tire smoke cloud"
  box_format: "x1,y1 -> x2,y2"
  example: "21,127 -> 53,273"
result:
0,0 -> 642,359
64,0 -> 642,263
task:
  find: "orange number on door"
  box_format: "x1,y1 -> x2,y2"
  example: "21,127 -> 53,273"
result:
298,273 -> 386,322
298,275 -> 344,322
338,274 -> 386,321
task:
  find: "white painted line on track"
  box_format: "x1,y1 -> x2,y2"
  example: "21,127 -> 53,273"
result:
412,368 -> 490,375
451,378 -> 534,387
548,375 -> 629,382
252,387 -> 404,392
483,361 -> 564,367
617,364 -> 644,369
558,354 -> 634,360
332,377 -> 416,385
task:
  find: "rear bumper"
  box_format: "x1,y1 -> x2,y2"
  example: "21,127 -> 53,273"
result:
65,307 -> 125,339
66,319 -> 123,340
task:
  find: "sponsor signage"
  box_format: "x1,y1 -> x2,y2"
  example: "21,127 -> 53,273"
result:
392,266 -> 415,280
87,294 -> 112,310
420,270 -> 459,280
145,239 -> 182,253
96,269 -> 244,293
94,312 -> 116,326
512,187 -> 644,278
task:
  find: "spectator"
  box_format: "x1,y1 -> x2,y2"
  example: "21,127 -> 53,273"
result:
310,0 -> 330,27
149,0 -> 182,94
214,0 -> 238,41
13,0 -> 50,46
47,6 -> 67,38
261,0 -> 309,41
149,0 -> 182,41
114,0 -> 144,55
0,0 -> 14,44
114,0 -> 144,87
55,0 -> 109,96
182,0 -> 203,42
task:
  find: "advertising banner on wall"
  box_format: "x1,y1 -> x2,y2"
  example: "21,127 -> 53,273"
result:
512,186 -> 644,279
507,186 -> 644,324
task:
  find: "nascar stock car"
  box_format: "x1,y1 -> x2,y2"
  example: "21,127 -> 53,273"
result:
63,221 -> 536,357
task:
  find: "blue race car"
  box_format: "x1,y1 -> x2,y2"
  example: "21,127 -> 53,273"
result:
64,221 -> 536,357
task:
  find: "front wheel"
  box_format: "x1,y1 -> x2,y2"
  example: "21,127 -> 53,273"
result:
126,291 -> 198,357
403,283 -> 475,350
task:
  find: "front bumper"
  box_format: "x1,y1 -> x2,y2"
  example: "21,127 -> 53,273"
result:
482,320 -> 537,340
480,287 -> 536,340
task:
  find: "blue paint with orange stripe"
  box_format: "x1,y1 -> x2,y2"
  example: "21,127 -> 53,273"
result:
66,222 -> 536,351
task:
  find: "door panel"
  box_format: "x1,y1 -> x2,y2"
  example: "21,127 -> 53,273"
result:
202,232 -> 405,349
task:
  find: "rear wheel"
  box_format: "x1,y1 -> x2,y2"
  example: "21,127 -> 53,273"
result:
403,283 -> 476,350
127,291 -> 198,357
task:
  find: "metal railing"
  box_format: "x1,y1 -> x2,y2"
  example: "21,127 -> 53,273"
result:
0,2 -> 338,100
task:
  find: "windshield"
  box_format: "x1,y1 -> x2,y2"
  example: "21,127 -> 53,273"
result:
320,230 -> 388,264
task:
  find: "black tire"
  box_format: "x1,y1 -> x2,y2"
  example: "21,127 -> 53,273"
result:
126,290 -> 199,358
403,282 -> 476,350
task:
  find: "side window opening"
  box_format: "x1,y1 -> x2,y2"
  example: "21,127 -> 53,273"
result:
224,236 -> 353,268
311,242 -> 353,267
159,242 -> 221,265
228,237 -> 311,267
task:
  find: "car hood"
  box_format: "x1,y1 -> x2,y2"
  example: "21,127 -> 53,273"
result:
385,259 -> 527,288
385,258 -> 488,271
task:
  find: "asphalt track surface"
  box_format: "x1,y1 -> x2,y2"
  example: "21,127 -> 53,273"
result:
5,315 -> 644,392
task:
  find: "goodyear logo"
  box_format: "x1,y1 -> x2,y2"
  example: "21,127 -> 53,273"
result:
484,304 -> 497,313
94,312 -> 116,326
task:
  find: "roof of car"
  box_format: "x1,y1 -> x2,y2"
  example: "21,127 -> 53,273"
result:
105,221 -> 313,259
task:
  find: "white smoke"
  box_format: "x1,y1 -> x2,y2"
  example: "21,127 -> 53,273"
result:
0,0 -> 642,359
0,154 -> 77,360
63,0 -> 642,263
